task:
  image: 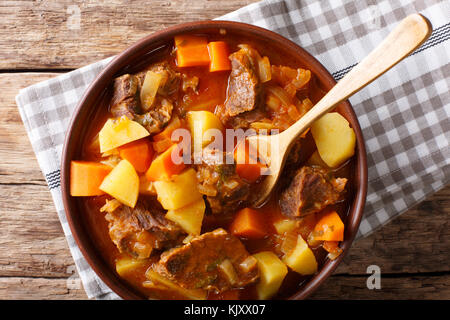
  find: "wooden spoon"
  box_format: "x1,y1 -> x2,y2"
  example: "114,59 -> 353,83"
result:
248,13 -> 432,207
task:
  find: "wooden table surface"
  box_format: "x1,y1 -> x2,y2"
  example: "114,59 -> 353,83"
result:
0,0 -> 448,300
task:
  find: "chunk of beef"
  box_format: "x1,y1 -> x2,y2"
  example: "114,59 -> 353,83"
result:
110,62 -> 180,134
111,98 -> 139,120
111,74 -> 138,107
216,104 -> 267,130
223,45 -> 262,119
278,136 -> 316,191
280,166 -> 347,218
110,74 -> 139,119
104,199 -> 183,258
134,98 -> 173,134
195,149 -> 250,214
155,228 -> 259,291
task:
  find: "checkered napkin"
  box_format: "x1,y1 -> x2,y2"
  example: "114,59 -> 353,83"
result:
15,0 -> 450,300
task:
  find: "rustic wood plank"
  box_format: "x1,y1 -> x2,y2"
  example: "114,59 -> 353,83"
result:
0,73 -> 56,185
0,277 -> 87,300
1,72 -> 449,299
0,184 -> 77,278
0,73 -> 78,279
0,0 -> 257,70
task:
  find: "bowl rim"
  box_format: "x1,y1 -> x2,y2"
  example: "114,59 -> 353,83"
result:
61,20 -> 368,300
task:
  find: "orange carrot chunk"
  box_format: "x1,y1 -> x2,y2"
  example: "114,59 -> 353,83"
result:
175,35 -> 210,67
70,161 -> 112,196
207,41 -> 231,72
118,138 -> 154,173
234,140 -> 267,183
152,138 -> 174,154
145,144 -> 186,181
230,208 -> 267,239
314,211 -> 344,241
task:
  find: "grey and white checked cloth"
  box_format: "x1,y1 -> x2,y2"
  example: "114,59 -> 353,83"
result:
15,0 -> 450,299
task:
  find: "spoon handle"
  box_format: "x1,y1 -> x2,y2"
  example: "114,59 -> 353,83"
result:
281,14 -> 432,145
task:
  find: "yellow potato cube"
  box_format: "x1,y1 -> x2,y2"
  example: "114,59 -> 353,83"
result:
99,116 -> 150,153
115,256 -> 147,277
273,219 -> 298,235
186,111 -> 224,151
253,251 -> 288,300
311,112 -> 356,168
282,235 -> 318,275
153,168 -> 202,210
166,198 -> 205,235
99,159 -> 139,208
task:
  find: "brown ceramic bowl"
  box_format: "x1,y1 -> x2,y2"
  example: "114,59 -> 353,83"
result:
61,20 -> 367,300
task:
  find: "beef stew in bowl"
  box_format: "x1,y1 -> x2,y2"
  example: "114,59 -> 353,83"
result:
61,21 -> 367,300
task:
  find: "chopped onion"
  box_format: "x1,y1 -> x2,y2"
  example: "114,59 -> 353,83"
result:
140,71 -> 163,111
250,121 -> 275,131
287,104 -> 301,121
284,83 -> 297,98
266,85 -> 292,107
294,97 -> 313,119
100,199 -> 121,213
281,231 -> 298,255
327,250 -> 343,260
142,280 -> 169,291
218,259 -> 238,285
307,232 -> 322,249
133,242 -> 152,259
266,93 -> 281,111
239,256 -> 258,273
292,69 -> 311,89
301,98 -> 313,112
223,179 -> 239,190
100,154 -> 121,167
272,113 -> 292,131
197,183 -> 218,197
258,56 -> 272,83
